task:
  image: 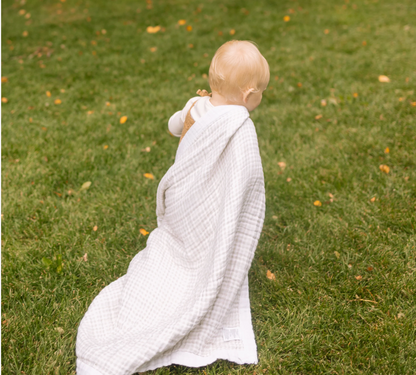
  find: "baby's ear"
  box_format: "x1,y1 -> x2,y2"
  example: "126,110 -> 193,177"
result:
242,88 -> 256,103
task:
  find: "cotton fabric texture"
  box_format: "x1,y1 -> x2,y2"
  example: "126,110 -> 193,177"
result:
76,104 -> 266,375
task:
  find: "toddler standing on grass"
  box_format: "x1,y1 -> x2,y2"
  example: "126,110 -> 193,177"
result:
76,40 -> 269,375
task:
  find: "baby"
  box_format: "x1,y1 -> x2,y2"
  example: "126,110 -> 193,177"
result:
168,40 -> 269,143
76,40 -> 270,375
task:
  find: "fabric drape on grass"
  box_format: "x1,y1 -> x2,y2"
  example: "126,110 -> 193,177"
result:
76,105 -> 266,375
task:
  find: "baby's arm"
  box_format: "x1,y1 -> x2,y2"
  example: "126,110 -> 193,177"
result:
168,97 -> 199,137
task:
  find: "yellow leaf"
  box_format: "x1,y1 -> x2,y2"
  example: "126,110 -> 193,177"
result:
143,173 -> 154,180
370,197 -> 376,202
229,29 -> 236,35
362,41 -> 367,46
178,20 -> 186,25
54,99 -> 62,105
150,46 -> 157,52
314,200 -> 322,207
1,77 -> 8,83
315,114 -> 323,120
321,99 -> 327,106
140,228 -> 149,236
278,161 -> 286,170
19,9 -> 26,15
384,147 -> 390,154
324,29 -> 330,34
93,225 -> 98,231
378,75 -> 390,83
103,145 -> 108,150
87,110 -> 94,115
119,116 -> 128,124
186,25 -> 192,31
22,31 -> 28,37
355,275 -> 362,280
286,177 -> 292,182
353,92 -> 358,98
79,181 -> 92,191
283,15 -> 290,22
106,101 -> 110,106
334,251 -> 340,259
146,25 -> 161,34
46,91 -> 51,97
379,164 -> 390,173
1,97 -> 8,103
411,102 -> 416,106
266,270 -> 276,280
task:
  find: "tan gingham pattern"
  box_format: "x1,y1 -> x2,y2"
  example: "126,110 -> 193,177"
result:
76,105 -> 266,375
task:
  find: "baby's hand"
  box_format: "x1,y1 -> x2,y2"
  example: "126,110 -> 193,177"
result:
196,89 -> 212,97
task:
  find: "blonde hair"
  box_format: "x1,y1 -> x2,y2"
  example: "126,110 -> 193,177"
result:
208,40 -> 270,102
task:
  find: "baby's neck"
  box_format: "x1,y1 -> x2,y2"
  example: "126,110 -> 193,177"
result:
210,91 -> 241,107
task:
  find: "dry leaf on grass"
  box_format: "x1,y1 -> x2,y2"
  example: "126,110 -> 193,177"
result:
119,116 -> 128,124
93,226 -> 98,232
378,75 -> 390,83
143,173 -> 154,180
379,164 -> 390,173
314,200 -> 322,207
146,26 -> 161,33
266,270 -> 276,280
140,228 -> 149,236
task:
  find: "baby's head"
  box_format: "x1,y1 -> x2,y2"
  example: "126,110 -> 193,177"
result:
208,40 -> 270,111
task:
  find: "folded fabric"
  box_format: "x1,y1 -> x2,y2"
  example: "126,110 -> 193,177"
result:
76,104 -> 266,375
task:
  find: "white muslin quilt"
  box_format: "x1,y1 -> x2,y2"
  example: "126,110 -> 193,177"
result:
76,104 -> 266,375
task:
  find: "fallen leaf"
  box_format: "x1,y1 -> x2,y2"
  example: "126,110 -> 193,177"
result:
54,99 -> 62,105
353,92 -> 359,98
286,177 -> 292,182
297,82 -> 302,87
334,251 -> 340,259
348,264 -> 352,269
266,270 -> 276,280
283,15 -> 290,22
355,275 -> 362,280
93,225 -> 98,231
83,253 -> 88,262
140,228 -> 149,236
54,192 -> 62,197
229,29 -> 235,35
178,19 -> 186,25
278,161 -> 286,170
324,29 -> 330,34
55,327 -> 65,335
141,146 -> 151,152
150,46 -> 157,52
367,266 -> 373,271
384,147 -> 390,154
314,200 -> 322,207
370,197 -> 376,202
120,116 -> 128,124
321,99 -> 327,106
186,25 -> 192,31
1,77 -> 8,83
87,110 -> 94,115
1,97 -> 8,103
79,181 -> 92,191
19,9 -> 26,15
106,101 -> 110,106
103,145 -> 108,150
46,91 -> 51,97
146,25 -> 161,33
315,114 -> 323,120
143,173 -> 154,180
22,31 -> 28,37
397,312 -> 405,319
379,164 -> 390,173
378,75 -> 390,83
362,41 -> 367,46
411,102 -> 416,106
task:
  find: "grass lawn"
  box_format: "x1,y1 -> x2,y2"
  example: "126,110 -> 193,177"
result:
2,0 -> 416,373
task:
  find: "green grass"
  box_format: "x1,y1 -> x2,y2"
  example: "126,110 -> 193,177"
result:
2,0 -> 416,374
